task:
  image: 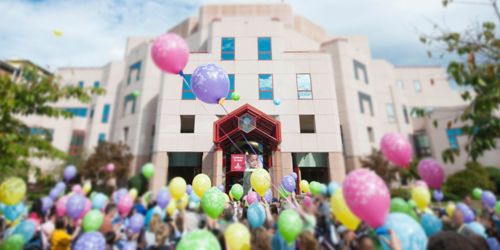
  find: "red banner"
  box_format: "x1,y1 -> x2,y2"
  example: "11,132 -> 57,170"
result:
230,154 -> 246,172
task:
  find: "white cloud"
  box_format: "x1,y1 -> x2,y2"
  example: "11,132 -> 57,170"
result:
0,0 -> 495,69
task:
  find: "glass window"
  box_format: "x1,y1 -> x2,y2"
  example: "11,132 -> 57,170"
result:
69,130 -> 85,156
258,37 -> 272,60
403,105 -> 409,124
299,115 -> 316,133
123,94 -> 137,115
90,106 -> 95,118
180,115 -> 195,133
93,81 -> 100,88
98,133 -> 105,144
358,92 -> 374,116
127,61 -> 142,85
297,74 -> 313,100
30,127 -> 54,142
258,74 -> 273,100
413,80 -> 422,92
353,60 -> 369,84
447,128 -> 462,149
367,127 -> 374,143
64,107 -> 88,117
78,81 -> 84,88
413,133 -> 432,158
221,37 -> 235,60
102,104 -> 110,123
396,80 -> 404,89
181,74 -> 196,100
386,103 -> 396,123
226,74 -> 235,100
123,127 -> 129,142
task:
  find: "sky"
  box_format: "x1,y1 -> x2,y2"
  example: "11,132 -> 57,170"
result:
0,0 -> 496,70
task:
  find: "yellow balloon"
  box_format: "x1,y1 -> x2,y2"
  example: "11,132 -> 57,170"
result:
53,29 -> 63,37
446,202 -> 455,217
331,188 -> 360,231
250,168 -> 271,196
168,177 -> 187,200
223,193 -> 230,203
412,186 -> 430,210
300,180 -> 309,193
83,182 -> 92,195
178,194 -> 189,210
0,177 -> 26,205
229,192 -> 234,200
193,174 -> 211,198
167,201 -> 177,216
129,188 -> 138,200
224,222 -> 250,250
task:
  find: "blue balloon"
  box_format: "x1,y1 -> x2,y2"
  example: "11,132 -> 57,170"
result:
55,182 -> 66,192
327,182 -> 340,196
113,188 -> 128,204
247,203 -> 266,229
273,98 -> 281,106
189,192 -> 200,202
420,213 -> 442,236
92,193 -> 109,210
12,219 -> 36,243
0,202 -> 5,213
74,232 -> 106,250
382,213 -> 428,250
4,203 -> 26,222
466,222 -> 487,238
144,206 -> 165,229
320,184 -> 327,195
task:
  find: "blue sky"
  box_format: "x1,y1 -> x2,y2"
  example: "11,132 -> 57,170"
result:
0,0 -> 495,70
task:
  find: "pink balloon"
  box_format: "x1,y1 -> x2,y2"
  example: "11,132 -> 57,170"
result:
380,133 -> 413,168
106,163 -> 115,172
151,33 -> 189,74
417,159 -> 445,189
343,169 -> 390,228
246,191 -> 259,205
72,184 -> 82,194
117,195 -> 134,217
55,196 -> 68,217
302,196 -> 312,207
414,180 -> 428,188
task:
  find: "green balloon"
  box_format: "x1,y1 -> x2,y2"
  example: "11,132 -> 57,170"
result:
83,210 -> 104,232
2,234 -> 24,250
141,163 -> 154,180
278,209 -> 303,244
279,186 -> 290,198
309,181 -> 322,196
231,92 -> 240,101
177,230 -> 221,250
472,188 -> 482,200
230,184 -> 243,201
201,187 -> 225,219
132,90 -> 140,98
390,198 -> 409,213
408,199 -> 417,208
143,191 -> 152,204
496,201 -> 500,215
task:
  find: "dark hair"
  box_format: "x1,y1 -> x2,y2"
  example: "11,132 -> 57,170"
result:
31,199 -> 44,218
55,218 -> 65,229
105,204 -> 116,214
427,232 -> 478,250
211,228 -> 226,250
468,234 -> 489,250
270,204 -> 279,215
105,231 -> 116,245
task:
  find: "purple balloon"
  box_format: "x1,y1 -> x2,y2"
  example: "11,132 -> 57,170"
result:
113,188 -> 128,204
481,191 -> 496,209
281,175 -> 296,193
433,190 -> 444,201
41,197 -> 53,213
186,184 -> 193,195
122,242 -> 137,250
217,184 -> 225,192
264,189 -> 272,203
63,165 -> 77,182
291,172 -> 298,181
49,188 -> 60,200
456,203 -> 475,223
66,194 -> 86,219
74,232 -> 106,250
55,182 -> 66,191
156,188 -> 171,209
128,214 -> 145,233
190,64 -> 230,104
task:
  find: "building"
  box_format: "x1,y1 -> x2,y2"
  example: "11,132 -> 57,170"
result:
20,4 -> 499,191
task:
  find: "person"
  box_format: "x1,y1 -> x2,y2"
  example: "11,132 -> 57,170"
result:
251,227 -> 271,250
427,231 -> 480,250
101,204 -> 118,235
243,154 -> 263,194
357,235 -> 376,250
105,231 -> 117,250
147,223 -> 171,250
50,218 -> 80,250
145,214 -> 162,248
297,231 -> 319,250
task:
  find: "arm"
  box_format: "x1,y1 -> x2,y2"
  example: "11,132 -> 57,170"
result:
70,226 -> 81,240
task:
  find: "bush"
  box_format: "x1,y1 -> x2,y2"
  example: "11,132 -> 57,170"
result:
443,162 -> 495,198
390,188 -> 411,200
485,167 -> 500,192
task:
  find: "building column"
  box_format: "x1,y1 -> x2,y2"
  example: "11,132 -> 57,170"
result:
328,152 -> 346,183
271,148 -> 283,197
212,148 -> 224,186
151,152 -> 168,193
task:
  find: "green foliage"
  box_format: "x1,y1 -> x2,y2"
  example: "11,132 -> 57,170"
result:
390,188 -> 411,200
485,167 -> 500,192
0,65 -> 104,180
443,162 -> 495,198
28,169 -> 58,201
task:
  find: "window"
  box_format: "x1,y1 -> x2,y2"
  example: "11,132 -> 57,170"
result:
258,37 -> 272,60
299,115 -> 316,133
258,74 -> 273,100
102,104 -> 110,123
93,81 -> 100,88
90,106 -> 95,118
98,133 -> 106,144
386,103 -> 396,123
413,133 -> 432,158
127,61 -> 142,85
226,74 -> 235,100
63,107 -> 88,118
78,81 -> 84,88
123,94 -> 137,115
221,37 -> 235,60
181,74 -> 196,100
358,92 -> 374,116
396,80 -> 404,89
297,74 -> 313,99
180,115 -> 195,133
353,60 -> 369,84
30,127 -> 54,142
123,127 -> 129,142
447,128 -> 462,149
413,80 -> 422,92
403,105 -> 409,124
367,127 -> 374,143
69,130 -> 85,156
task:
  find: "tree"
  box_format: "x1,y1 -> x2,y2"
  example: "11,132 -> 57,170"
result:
418,0 -> 500,163
360,149 -> 400,186
443,162 -> 495,198
0,65 -> 103,181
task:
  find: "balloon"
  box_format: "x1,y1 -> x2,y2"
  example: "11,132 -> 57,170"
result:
186,184 -> 193,195
250,168 -> 271,196
278,209 -> 303,244
122,242 -> 137,250
74,232 -> 106,250
177,230 -> 221,250
155,188 -> 171,209
380,133 -> 413,167
72,184 -> 82,194
49,188 -> 61,200
414,180 -> 428,188
320,183 -> 327,195
113,188 -> 128,204
191,64 -> 230,104
66,194 -> 86,219
331,188 -> 360,231
412,186 -> 430,210
41,196 -> 53,213
466,221 -> 487,238
231,92 -> 241,101
0,177 -> 26,205
246,191 -> 259,205
166,201 -> 177,216
201,187 -> 225,219
291,172 -> 298,180
433,190 -> 444,201
445,202 -> 455,217
456,203 -> 475,223
420,213 -> 442,236
4,203 -> 26,222
299,180 -> 309,193
141,163 -> 155,179
128,213 -> 145,233
83,210 -> 104,232
390,198 -> 409,214
55,196 -> 68,217
472,187 -> 482,200
145,206 -> 165,229
343,169 -> 390,228
143,191 -> 152,204
487,238 -> 500,250
382,213 -> 427,250
247,203 -> 266,229
327,182 -> 340,196
309,181 -> 322,196
496,201 -> 500,215
64,165 -> 77,182
168,177 -> 186,200
106,163 -> 115,172
417,159 -> 445,189
118,195 -> 134,217
55,182 -> 66,192
278,185 -> 290,199
92,193 -> 108,211
217,184 -> 225,192
224,222 -> 250,250
193,174 -> 211,198
2,234 -> 24,250
131,90 -> 140,98
273,98 -> 281,106
481,190 -> 496,209
129,188 -> 138,200
53,29 -> 63,37
230,184 -> 243,201
263,189 -> 272,203
151,33 -> 189,74
83,182 -> 92,195
12,219 -> 36,243
281,175 -> 296,193
178,193 -> 189,209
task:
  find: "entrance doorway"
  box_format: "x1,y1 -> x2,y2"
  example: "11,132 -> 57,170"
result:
167,152 -> 202,184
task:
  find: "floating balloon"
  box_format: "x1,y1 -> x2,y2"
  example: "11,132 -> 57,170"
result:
106,163 -> 115,172
250,168 -> 271,196
224,222 -> 250,250
169,177 -> 187,200
331,188 -> 360,231
72,184 -> 82,194
12,219 -> 36,243
420,213 -> 442,236
472,187 -> 482,200
166,200 -> 177,216
496,201 -> 500,215
64,165 -> 77,182
49,188 -> 61,201
129,188 -> 138,200
278,209 -> 303,244
155,188 -> 171,209
55,182 -> 66,192
247,202 -> 266,229
389,198 -> 416,220
343,169 -> 390,229
299,180 -> 309,193
278,185 -> 290,199
383,213 -> 427,250
309,181 -> 322,196
41,197 -> 53,213
291,172 -> 297,180
273,98 -> 281,106
177,230 -> 221,250
414,180 -> 428,188
131,90 -> 140,98
466,221 -> 487,238
92,193 -> 108,211
433,190 -> 444,202
417,159 -> 445,189
281,175 -> 296,193
456,203 -> 475,223
151,33 -> 189,74
186,184 -> 193,195
53,29 -> 63,37
217,184 -> 225,192
55,196 -> 68,217
178,193 -> 189,209
380,133 -> 413,168
141,163 -> 155,180
117,195 -> 133,217
412,186 -> 430,210
230,184 -> 243,201
263,189 -> 273,203
0,177 -> 26,205
2,234 -> 24,250
445,202 -> 455,217
82,182 -> 92,195
231,92 -> 241,101
193,174 -> 211,198
327,181 -> 340,196
128,213 -> 145,233
481,190 -> 496,209
83,210 -> 104,232
201,187 -> 225,219
74,232 -> 106,250
66,194 -> 86,219
191,64 -> 230,104
246,191 -> 259,205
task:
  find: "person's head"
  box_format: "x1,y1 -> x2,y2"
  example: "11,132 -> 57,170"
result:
463,196 -> 473,206
149,213 -> 162,232
55,218 -> 66,230
41,221 -> 55,237
31,199 -> 43,217
223,206 -> 234,221
211,228 -> 226,250
154,223 -> 170,246
468,234 -> 489,250
357,235 -> 376,250
297,231 -> 318,250
105,204 -> 117,216
452,209 -> 464,226
270,204 -> 279,221
175,213 -> 184,232
105,231 -> 116,246
250,227 -> 271,250
427,231 -> 478,250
